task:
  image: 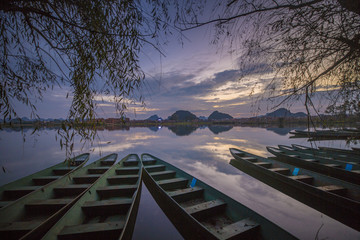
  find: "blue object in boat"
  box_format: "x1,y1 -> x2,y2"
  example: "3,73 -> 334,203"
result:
345,164 -> 353,171
292,168 -> 299,176
190,178 -> 197,188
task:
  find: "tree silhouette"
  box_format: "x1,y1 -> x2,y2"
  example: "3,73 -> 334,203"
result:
179,0 -> 360,117
0,0 -> 172,155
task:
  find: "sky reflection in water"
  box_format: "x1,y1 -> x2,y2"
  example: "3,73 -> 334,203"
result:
0,126 -> 359,239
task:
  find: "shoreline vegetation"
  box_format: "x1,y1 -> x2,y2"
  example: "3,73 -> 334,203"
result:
1,114 -> 359,130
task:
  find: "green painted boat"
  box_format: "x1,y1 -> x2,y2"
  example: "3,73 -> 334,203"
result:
280,144 -> 360,165
141,153 -> 297,240
0,153 -> 90,209
289,129 -> 360,140
40,154 -> 142,240
318,146 -> 360,158
269,145 -> 360,185
229,148 -> 360,231
0,153 -> 117,240
291,144 -> 360,164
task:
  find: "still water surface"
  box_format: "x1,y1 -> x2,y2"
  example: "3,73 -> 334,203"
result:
0,126 -> 359,239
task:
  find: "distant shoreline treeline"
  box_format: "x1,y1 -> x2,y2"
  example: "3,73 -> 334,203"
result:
1,114 -> 359,130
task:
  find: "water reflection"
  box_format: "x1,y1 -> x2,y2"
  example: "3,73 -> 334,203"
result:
0,126 -> 359,239
167,125 -> 198,136
208,125 -> 233,134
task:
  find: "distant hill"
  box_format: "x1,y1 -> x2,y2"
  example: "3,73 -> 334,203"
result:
265,108 -> 307,118
146,115 -> 161,121
208,111 -> 233,120
168,110 -> 197,121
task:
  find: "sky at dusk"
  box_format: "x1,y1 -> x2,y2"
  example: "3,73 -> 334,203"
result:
15,19 -> 315,120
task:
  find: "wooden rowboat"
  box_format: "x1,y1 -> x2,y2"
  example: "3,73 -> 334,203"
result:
268,145 -> 360,185
0,153 -> 117,240
41,154 -> 142,240
291,144 -> 360,164
141,153 -> 297,240
0,153 -> 90,209
318,146 -> 360,158
229,148 -> 360,231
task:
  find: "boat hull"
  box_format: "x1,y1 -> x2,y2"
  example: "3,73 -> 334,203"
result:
230,148 -> 360,231
142,153 -> 297,240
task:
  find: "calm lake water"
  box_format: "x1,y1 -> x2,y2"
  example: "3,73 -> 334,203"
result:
0,125 -> 359,239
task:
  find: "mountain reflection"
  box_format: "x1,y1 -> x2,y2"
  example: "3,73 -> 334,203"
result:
167,125 -> 198,136
208,125 -> 233,134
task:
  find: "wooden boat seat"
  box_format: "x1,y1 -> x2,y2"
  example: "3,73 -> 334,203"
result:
25,198 -> 73,214
241,157 -> 257,162
144,164 -> 166,173
322,163 -> 342,168
97,185 -> 137,198
269,168 -> 290,175
3,186 -> 40,200
0,220 -> 42,239
150,170 -> 176,181
168,186 -> 204,203
73,174 -> 102,184
288,175 -> 314,184
107,174 -> 139,185
58,221 -> 125,240
54,184 -> 90,197
253,162 -> 272,168
157,178 -> 188,191
141,159 -> 157,166
101,160 -> 116,166
82,199 -> 133,216
53,167 -> 76,175
116,167 -> 139,175
123,160 -> 139,167
185,199 -> 227,220
213,218 -> 260,239
317,185 -> 347,195
32,175 -> 60,185
88,167 -> 110,174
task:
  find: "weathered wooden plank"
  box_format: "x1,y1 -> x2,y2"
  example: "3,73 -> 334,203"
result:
3,186 -> 40,200
87,167 -> 110,174
96,185 -> 137,198
53,167 -> 76,175
107,174 -> 139,185
54,184 -> 90,197
214,218 -> 260,240
269,168 -> 290,175
82,199 -> 132,216
150,170 -> 176,181
73,174 -> 102,184
288,175 -> 314,184
58,221 -> 124,240
115,167 -> 139,175
0,221 -> 42,239
32,176 -> 60,185
25,199 -> 73,214
168,186 -> 204,203
144,164 -> 166,173
185,199 -> 227,220
157,178 -> 188,191
317,185 -> 347,196
253,162 -> 272,168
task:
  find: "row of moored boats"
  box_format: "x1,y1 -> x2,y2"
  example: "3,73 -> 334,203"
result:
1,144 -> 359,239
230,144 -> 360,232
